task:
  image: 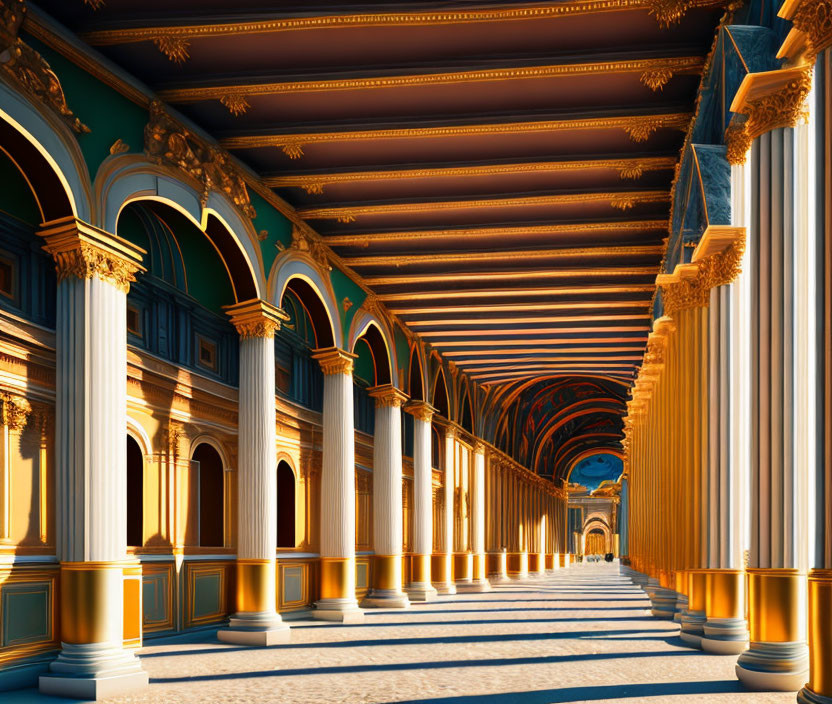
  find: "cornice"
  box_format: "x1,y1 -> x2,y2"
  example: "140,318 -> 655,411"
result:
392,301 -> 652,315
778,0 -> 832,63
159,57 -> 703,114
368,384 -> 409,408
220,113 -> 692,158
404,400 -> 437,423
267,160 -> 677,195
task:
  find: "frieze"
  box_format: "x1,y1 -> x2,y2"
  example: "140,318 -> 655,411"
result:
0,391 -> 30,431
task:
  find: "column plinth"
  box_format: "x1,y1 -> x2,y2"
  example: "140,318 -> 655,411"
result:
220,300 -> 290,646
798,570 -> 832,703
736,569 -> 809,691
37,219 -> 148,699
405,402 -> 438,602
680,570 -> 708,647
312,348 -> 364,622
701,569 -> 748,654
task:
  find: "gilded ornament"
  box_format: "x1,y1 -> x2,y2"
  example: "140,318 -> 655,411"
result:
301,183 -> 325,195
789,0 -> 832,57
109,138 -> 130,155
645,0 -> 693,26
289,225 -> 332,271
312,347 -> 356,376
342,297 -> 353,312
405,401 -> 436,423
220,94 -> 251,116
1,392 -> 30,431
281,143 -> 305,159
144,101 -> 256,219
336,215 -> 356,224
625,120 -> 661,142
257,229 -> 268,241
640,68 -> 674,91
617,164 -> 645,179
152,35 -> 190,63
224,299 -> 288,340
0,0 -> 89,134
51,243 -> 141,294
611,197 -> 635,211
726,67 -> 812,166
369,385 -> 408,408
82,0 -> 105,8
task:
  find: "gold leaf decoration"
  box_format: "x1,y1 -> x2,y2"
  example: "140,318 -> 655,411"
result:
625,121 -> 660,143
342,297 -> 353,312
82,0 -> 106,8
611,197 -> 635,211
640,68 -> 674,91
336,214 -> 356,224
109,138 -> 130,155
280,143 -> 305,159
618,164 -> 644,179
220,94 -> 251,116
645,0 -> 691,27
144,101 -> 256,219
153,36 -> 190,64
257,229 -> 268,241
301,183 -> 325,195
790,0 -> 832,58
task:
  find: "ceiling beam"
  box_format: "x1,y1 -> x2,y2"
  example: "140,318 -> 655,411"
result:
391,301 -> 652,315
363,266 -> 658,285
379,284 -> 656,301
406,313 -> 650,326
220,113 -> 691,156
418,326 -> 650,337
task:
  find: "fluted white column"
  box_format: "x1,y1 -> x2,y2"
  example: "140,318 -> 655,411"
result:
38,219 -> 148,699
220,301 -> 290,645
433,426 -> 456,594
312,347 -> 364,622
405,402 -> 438,601
364,385 -> 410,608
459,443 -> 490,592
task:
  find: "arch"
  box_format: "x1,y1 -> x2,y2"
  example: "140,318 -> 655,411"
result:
432,367 -> 449,419
582,518 -> 612,555
277,460 -> 296,548
408,345 -> 425,401
126,435 -> 144,547
271,257 -> 340,348
97,158 -> 262,299
191,441 -> 225,548
350,320 -> 392,387
459,385 -> 474,435
0,81 -> 91,222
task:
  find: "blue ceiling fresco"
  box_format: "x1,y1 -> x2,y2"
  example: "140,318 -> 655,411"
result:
569,453 -> 623,492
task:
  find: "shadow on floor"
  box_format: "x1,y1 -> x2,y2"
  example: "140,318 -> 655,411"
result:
382,679 -> 745,703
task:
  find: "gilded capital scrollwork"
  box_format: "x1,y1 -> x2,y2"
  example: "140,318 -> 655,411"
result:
1,0 -> 89,134
144,100 -> 256,219
224,298 -> 289,340
369,384 -> 408,408
405,400 -> 436,423
780,0 -> 832,60
726,66 -> 812,165
1,392 -> 30,431
312,347 -> 356,376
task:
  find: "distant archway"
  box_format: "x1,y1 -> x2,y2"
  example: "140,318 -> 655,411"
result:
192,442 -> 225,547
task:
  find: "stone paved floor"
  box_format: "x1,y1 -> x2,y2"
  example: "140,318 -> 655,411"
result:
9,564 -> 798,704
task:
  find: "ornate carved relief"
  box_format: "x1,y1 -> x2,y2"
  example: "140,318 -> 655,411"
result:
0,0 -> 89,133
290,225 -> 332,272
50,243 -> 141,294
1,392 -> 30,431
144,101 -> 256,218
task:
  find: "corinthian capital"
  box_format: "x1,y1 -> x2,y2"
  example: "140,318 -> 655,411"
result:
369,384 -> 408,408
38,217 -> 145,294
224,299 -> 289,339
311,347 -> 356,376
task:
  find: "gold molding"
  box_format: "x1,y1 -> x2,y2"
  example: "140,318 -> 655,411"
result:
363,266 -> 658,286
223,298 -> 289,339
38,217 -> 146,294
459,355 -> 643,366
418,325 -> 649,337
435,336 -> 648,347
380,284 -> 655,302
82,0 -> 725,49
778,0 -> 832,61
407,313 -> 649,326
369,384 -> 409,408
344,244 -> 663,267
323,220 -> 668,247
298,192 -> 670,221
391,300 -> 652,315
267,159 -> 677,194
1,0 -> 89,133
443,346 -> 646,357
221,113 -> 691,157
725,66 -> 812,165
311,347 -> 357,375
289,225 -> 332,271
159,57 -> 703,110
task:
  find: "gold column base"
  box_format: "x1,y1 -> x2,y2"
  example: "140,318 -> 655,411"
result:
528,553 -> 542,574
410,554 -> 431,584
236,559 -> 275,613
705,569 -> 745,620
373,555 -> 401,592
559,553 -> 570,568
675,570 -> 688,598
61,562 -> 127,645
319,557 -> 355,601
507,552 -> 527,576
803,569 -> 832,699
453,552 -> 472,583
545,554 -> 555,570
687,570 -> 707,613
472,553 -> 486,581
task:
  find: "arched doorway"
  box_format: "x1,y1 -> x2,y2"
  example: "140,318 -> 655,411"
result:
277,460 -> 296,548
126,435 -> 143,547
192,443 -> 224,547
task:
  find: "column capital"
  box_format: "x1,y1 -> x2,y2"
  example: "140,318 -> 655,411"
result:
726,65 -> 812,165
312,347 -> 357,375
223,298 -> 289,339
1,392 -> 31,432
473,441 -> 486,456
38,217 -> 146,294
404,400 -> 437,423
368,384 -> 408,408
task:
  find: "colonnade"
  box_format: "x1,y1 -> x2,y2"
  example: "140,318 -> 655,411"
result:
623,39 -> 832,700
31,219 -> 569,697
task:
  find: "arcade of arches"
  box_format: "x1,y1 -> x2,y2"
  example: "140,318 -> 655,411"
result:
0,0 -> 830,702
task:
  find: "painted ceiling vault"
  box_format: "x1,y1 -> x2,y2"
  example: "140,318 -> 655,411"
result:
31,0 -> 730,480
